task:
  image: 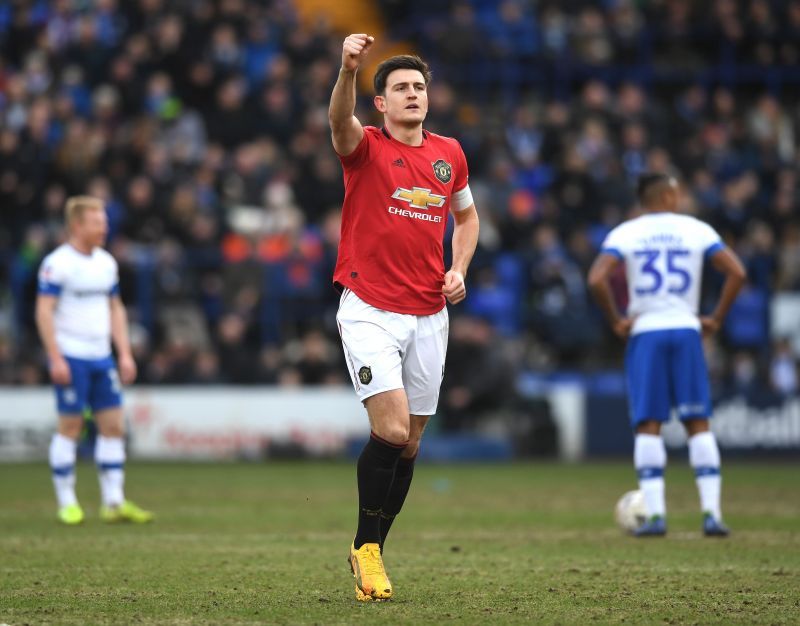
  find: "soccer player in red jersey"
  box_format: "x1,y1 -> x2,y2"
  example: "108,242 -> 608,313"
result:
329,34 -> 480,601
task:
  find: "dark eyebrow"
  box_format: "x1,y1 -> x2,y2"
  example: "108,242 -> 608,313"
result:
391,81 -> 426,89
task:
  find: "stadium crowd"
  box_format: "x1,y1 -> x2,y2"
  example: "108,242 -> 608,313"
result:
1,0 -> 798,411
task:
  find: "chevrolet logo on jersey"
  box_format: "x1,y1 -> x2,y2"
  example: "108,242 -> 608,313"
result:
391,187 -> 446,210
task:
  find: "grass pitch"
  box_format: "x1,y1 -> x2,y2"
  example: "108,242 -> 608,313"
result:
1,460 -> 798,625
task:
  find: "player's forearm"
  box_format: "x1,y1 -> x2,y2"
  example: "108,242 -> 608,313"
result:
708,249 -> 747,324
590,281 -> 624,326
110,303 -> 133,359
35,304 -> 62,360
329,68 -> 358,130
710,272 -> 746,324
588,255 -> 625,325
450,211 -> 479,277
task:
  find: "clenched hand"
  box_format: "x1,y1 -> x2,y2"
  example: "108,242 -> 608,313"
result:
341,34 -> 374,72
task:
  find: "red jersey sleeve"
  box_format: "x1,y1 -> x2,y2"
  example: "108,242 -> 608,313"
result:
337,126 -> 382,170
452,141 -> 469,192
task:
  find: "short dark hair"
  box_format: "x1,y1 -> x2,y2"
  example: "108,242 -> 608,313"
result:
637,172 -> 674,206
373,55 -> 431,95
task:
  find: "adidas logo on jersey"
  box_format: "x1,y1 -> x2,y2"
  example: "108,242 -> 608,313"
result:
392,158 -> 405,168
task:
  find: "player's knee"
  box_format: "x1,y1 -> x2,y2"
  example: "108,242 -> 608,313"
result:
98,423 -> 125,438
635,420 -> 661,435
95,407 -> 125,438
402,440 -> 420,458
406,426 -> 424,451
57,419 -> 83,440
683,418 -> 710,436
376,422 -> 410,446
391,424 -> 411,445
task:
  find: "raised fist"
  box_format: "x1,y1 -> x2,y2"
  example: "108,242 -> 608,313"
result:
342,34 -> 374,72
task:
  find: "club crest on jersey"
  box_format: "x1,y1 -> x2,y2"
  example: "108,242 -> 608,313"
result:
432,159 -> 452,183
358,366 -> 372,385
391,187 -> 446,210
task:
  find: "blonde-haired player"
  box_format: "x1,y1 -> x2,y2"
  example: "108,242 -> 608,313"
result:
36,196 -> 153,524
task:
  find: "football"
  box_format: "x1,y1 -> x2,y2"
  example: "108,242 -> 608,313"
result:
615,489 -> 648,532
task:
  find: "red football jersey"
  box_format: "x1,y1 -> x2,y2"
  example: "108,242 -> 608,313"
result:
334,126 -> 470,315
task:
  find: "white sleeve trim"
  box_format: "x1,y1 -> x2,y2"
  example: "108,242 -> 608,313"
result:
451,184 -> 473,211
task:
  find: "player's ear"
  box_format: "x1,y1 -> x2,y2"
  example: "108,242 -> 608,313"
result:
374,95 -> 386,113
667,186 -> 680,206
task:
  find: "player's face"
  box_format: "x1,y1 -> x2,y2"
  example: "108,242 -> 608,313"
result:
375,69 -> 428,126
74,207 -> 108,248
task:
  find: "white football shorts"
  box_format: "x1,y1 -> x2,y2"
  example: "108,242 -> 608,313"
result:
336,288 -> 449,415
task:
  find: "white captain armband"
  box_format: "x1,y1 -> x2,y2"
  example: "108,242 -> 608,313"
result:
451,184 -> 473,211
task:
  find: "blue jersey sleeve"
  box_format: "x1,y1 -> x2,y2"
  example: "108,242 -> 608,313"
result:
38,281 -> 62,295
600,247 -> 624,260
703,242 -> 724,260
600,224 -> 627,261
37,260 -> 64,295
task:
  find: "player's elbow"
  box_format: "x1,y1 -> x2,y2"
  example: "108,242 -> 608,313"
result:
587,268 -> 606,293
730,262 -> 747,285
715,249 -> 747,285
328,112 -> 350,136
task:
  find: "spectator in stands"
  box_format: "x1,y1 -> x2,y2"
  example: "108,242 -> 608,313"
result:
770,339 -> 799,396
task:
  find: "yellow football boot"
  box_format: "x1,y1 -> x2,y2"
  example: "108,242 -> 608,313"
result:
353,585 -> 374,602
57,503 -> 85,525
100,500 -> 154,524
348,542 -> 392,601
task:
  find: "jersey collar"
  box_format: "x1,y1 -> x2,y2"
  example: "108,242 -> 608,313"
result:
381,126 -> 428,146
67,242 -> 96,257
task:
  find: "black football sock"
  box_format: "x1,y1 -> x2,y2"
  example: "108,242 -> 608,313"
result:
353,432 -> 407,550
380,454 -> 416,552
